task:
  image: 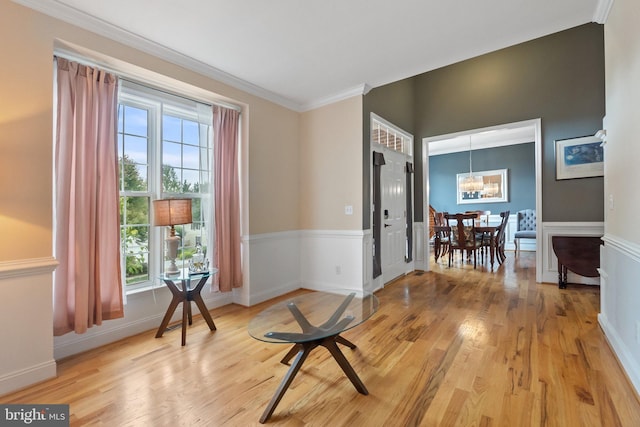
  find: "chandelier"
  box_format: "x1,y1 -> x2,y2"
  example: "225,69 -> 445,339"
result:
460,136 -> 484,194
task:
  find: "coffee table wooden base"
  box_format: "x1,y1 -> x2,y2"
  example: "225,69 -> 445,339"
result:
260,335 -> 367,423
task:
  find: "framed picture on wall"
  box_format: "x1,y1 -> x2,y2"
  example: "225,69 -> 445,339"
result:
555,135 -> 604,180
456,168 -> 508,204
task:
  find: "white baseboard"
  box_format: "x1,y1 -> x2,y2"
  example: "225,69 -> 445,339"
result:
0,360 -> 57,396
599,312 -> 640,396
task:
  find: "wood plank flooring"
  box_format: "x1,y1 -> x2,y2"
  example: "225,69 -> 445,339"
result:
3,252 -> 640,426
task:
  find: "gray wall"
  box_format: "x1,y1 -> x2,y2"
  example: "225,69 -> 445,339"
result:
363,23 -> 605,224
362,78 -> 416,229
429,143 -> 535,214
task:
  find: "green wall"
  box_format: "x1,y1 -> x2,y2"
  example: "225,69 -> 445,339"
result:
363,23 -> 605,224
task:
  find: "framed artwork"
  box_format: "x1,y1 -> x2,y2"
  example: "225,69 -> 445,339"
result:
457,168 -> 508,204
555,135 -> 604,180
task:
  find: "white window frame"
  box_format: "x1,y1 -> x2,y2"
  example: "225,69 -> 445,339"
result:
118,81 -> 213,293
371,113 -> 414,156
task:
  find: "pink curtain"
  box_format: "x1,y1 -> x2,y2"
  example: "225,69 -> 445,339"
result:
213,106 -> 243,291
54,58 -> 124,336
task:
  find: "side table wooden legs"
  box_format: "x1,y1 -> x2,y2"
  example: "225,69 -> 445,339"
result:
155,275 -> 216,346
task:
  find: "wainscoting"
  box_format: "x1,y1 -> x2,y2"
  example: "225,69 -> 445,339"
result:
0,257 -> 57,395
241,229 -> 372,307
598,234 -> 640,395
540,221 -> 604,285
8,223 -> 628,397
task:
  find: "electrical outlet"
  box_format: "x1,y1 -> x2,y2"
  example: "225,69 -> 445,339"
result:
345,205 -> 353,215
335,265 -> 341,275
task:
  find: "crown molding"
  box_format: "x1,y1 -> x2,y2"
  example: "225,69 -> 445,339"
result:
12,0 -> 304,111
593,0 -> 614,24
301,83 -> 372,112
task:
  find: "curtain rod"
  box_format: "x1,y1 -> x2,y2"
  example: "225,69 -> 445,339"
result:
53,52 -> 242,113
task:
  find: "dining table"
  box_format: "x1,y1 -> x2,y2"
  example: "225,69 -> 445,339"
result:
447,217 -> 503,270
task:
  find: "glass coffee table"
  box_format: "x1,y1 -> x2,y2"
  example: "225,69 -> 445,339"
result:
248,289 -> 379,423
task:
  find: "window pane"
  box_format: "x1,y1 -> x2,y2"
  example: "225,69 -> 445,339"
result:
120,158 -> 147,191
124,196 -> 149,225
191,198 -> 201,222
183,144 -> 200,169
162,166 -> 182,193
163,115 -> 181,142
183,120 -> 199,145
122,224 -> 149,285
123,135 -> 148,165
162,141 -> 181,168
124,106 -> 148,137
125,252 -> 149,285
182,169 -> 200,191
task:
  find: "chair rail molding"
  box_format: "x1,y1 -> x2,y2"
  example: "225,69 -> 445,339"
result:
0,257 -> 58,279
601,233 -> 640,263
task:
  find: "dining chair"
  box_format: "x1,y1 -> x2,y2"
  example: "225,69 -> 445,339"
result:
480,210 -> 510,265
467,210 -> 491,259
444,212 -> 480,268
495,211 -> 510,264
428,205 -> 436,240
432,211 -> 450,262
514,209 -> 536,256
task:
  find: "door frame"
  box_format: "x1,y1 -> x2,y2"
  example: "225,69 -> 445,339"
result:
422,118 -> 543,282
369,113 -> 414,290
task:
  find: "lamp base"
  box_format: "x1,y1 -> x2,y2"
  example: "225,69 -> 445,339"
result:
166,261 -> 180,276
165,234 -> 181,276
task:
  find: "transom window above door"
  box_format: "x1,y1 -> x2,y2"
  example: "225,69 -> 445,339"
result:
371,113 -> 413,156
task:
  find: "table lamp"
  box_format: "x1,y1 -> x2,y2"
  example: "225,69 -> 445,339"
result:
153,198 -> 192,275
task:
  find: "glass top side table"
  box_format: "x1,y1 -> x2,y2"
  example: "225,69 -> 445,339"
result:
248,289 -> 379,423
155,268 -> 218,346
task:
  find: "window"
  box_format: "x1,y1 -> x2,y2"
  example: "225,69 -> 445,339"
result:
371,113 -> 413,156
118,81 -> 212,291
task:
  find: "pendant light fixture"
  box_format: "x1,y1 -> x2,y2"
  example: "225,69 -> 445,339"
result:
460,135 -> 484,194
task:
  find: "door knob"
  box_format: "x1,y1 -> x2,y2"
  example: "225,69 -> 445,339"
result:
384,223 -> 391,228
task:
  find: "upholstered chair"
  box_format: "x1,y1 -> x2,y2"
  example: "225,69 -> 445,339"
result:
514,209 -> 536,256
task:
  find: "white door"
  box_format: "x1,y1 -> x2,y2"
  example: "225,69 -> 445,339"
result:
381,148 -> 408,283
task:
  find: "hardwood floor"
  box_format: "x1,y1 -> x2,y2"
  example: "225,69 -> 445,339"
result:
3,252 -> 640,426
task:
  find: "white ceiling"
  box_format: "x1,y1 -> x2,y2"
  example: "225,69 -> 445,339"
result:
15,0 -> 610,112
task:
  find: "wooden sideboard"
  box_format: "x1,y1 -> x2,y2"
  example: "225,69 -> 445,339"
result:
551,236 -> 602,289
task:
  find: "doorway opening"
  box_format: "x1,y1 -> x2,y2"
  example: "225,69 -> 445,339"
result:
422,119 -> 542,282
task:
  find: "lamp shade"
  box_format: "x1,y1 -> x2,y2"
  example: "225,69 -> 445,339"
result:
153,198 -> 192,226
